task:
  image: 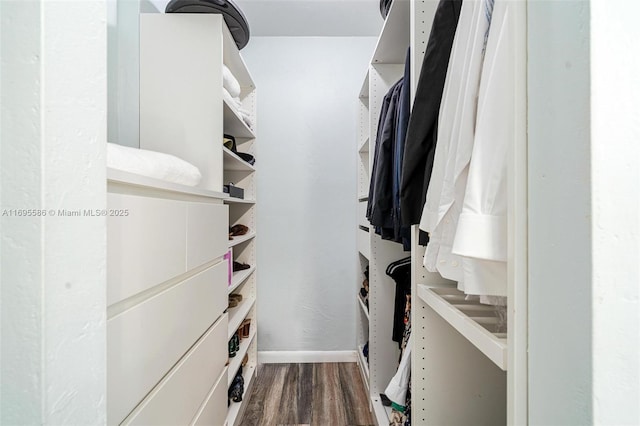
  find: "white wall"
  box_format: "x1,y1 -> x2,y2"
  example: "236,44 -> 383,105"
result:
528,0 -> 640,423
528,2 -> 593,424
242,37 -> 376,352
590,0 -> 640,423
0,1 -> 107,424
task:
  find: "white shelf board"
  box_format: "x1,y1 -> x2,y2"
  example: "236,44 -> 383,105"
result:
228,327 -> 257,387
358,295 -> 370,321
228,231 -> 256,248
417,285 -> 508,370
227,297 -> 256,340
225,364 -> 256,426
372,396 -> 391,426
228,266 -> 256,294
371,0 -> 410,64
223,147 -> 255,172
221,22 -> 254,89
358,137 -> 370,153
223,100 -> 255,139
357,343 -> 369,388
107,167 -> 228,200
224,197 -> 256,204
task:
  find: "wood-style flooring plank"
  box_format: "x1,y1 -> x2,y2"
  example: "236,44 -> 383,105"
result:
238,363 -> 374,426
241,364 -> 287,426
337,363 -> 373,426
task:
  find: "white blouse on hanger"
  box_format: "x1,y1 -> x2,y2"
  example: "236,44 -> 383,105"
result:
452,0 -> 513,299
419,0 -> 492,290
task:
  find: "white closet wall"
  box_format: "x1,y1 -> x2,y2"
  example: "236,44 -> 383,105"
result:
527,2 -> 593,423
242,37 -> 376,357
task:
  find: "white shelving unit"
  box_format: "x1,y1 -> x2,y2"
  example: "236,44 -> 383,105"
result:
356,1 -> 528,425
355,2 -> 410,425
406,1 -> 528,425
138,13 -> 258,425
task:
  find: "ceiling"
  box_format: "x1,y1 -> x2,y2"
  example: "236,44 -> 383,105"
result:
147,0 -> 384,36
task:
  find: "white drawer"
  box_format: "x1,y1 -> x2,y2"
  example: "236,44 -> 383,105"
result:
122,316 -> 229,426
107,193 -> 187,305
187,202 -> 228,270
191,365 -> 229,426
107,262 -> 228,425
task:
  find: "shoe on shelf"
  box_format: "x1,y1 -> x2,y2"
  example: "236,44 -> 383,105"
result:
229,224 -> 249,237
233,261 -> 251,272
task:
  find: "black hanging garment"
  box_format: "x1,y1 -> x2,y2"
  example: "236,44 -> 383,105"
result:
400,0 -> 462,238
386,257 -> 412,347
165,0 -> 251,50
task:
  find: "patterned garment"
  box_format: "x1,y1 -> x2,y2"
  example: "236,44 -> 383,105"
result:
389,294 -> 412,426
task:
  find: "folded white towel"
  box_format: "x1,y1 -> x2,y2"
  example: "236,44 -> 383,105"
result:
223,65 -> 241,98
223,88 -> 254,130
107,143 -> 202,187
223,87 -> 243,110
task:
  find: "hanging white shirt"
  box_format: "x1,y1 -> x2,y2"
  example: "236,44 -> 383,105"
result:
420,0 -> 493,289
452,0 -> 514,298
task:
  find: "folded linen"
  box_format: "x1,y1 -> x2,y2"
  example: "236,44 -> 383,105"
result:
107,143 -> 202,187
223,65 -> 241,98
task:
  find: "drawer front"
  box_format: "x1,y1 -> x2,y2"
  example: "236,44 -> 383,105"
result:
191,365 -> 228,426
107,193 -> 187,305
123,316 -> 229,426
187,202 -> 229,270
107,262 -> 227,425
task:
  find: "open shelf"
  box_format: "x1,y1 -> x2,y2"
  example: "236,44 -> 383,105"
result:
227,297 -> 256,340
228,266 -> 256,294
227,327 -> 257,387
358,295 -> 370,321
359,71 -> 369,99
225,364 -> 256,426
358,137 -> 370,153
417,285 -> 508,370
228,231 -> 256,248
372,395 -> 392,425
223,147 -> 255,172
357,343 -> 369,393
223,100 -> 255,139
357,227 -> 370,259
371,0 -> 409,64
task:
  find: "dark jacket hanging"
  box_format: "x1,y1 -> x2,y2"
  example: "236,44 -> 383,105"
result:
400,0 -> 463,227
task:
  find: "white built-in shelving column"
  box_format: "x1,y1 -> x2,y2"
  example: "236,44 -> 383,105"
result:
356,69 -> 371,397
409,1 -> 528,425
139,13 -> 259,425
222,47 -> 258,426
354,1 -> 411,424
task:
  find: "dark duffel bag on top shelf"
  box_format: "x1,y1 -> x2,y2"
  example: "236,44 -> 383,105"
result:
165,0 -> 250,50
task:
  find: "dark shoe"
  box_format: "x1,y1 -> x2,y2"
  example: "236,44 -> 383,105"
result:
233,261 -> 250,272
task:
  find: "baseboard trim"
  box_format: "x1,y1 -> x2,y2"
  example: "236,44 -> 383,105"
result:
258,350 -> 358,364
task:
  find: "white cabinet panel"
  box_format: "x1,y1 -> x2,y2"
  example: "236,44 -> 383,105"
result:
123,316 -> 228,426
107,262 -> 226,425
187,202 -> 229,270
107,193 -> 186,305
191,365 -> 229,426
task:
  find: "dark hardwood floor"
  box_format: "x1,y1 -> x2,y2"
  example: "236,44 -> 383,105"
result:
240,363 -> 374,426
